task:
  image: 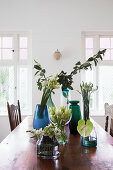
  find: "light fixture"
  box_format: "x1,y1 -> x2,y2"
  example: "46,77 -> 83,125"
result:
54,49 -> 62,60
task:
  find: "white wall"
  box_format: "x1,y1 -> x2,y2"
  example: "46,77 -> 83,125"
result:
0,0 -> 113,142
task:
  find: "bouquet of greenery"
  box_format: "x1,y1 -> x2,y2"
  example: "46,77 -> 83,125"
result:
34,60 -> 59,113
57,49 -> 106,91
77,82 -> 98,122
49,106 -> 71,127
34,50 -> 106,111
27,124 -> 61,139
49,106 -> 72,144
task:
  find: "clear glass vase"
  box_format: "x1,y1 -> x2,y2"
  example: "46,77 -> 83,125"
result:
56,125 -> 68,145
61,89 -> 71,109
37,136 -> 60,159
47,94 -> 55,109
81,127 -> 97,147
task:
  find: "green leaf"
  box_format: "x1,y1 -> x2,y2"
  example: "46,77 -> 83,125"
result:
34,65 -> 41,70
77,119 -> 93,137
34,71 -> 39,75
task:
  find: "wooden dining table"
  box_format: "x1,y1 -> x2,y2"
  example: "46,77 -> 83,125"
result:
0,116 -> 113,170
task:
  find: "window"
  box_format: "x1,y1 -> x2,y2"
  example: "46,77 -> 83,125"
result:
0,32 -> 32,115
82,32 -> 113,116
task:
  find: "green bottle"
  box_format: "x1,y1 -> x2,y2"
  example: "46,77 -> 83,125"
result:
69,101 -> 81,134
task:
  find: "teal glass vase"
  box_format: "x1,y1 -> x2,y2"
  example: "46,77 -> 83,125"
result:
69,101 -> 81,134
81,97 -> 97,147
61,89 -> 70,109
81,127 -> 97,147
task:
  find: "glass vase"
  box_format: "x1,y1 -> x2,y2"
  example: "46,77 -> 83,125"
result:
47,93 -> 55,109
81,127 -> 97,147
81,96 -> 97,147
33,104 -> 50,129
69,100 -> 81,134
37,136 -> 60,159
56,125 -> 68,145
83,95 -> 90,122
61,89 -> 71,109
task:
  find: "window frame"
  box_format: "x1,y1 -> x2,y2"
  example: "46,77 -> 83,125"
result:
0,31 -> 32,116
81,31 -> 113,116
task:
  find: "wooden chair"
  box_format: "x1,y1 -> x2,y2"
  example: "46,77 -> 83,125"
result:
7,100 -> 22,131
104,103 -> 113,137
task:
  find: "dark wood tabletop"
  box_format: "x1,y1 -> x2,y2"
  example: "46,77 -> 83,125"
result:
1,116 -> 113,170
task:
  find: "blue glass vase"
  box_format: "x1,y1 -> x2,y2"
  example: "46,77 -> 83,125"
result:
33,104 -> 50,129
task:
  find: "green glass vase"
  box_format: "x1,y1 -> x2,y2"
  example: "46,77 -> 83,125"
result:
69,100 -> 81,134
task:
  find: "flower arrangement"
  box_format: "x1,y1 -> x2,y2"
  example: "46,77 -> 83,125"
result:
49,106 -> 72,144
49,106 -> 71,127
27,123 -> 61,139
77,82 -> 98,122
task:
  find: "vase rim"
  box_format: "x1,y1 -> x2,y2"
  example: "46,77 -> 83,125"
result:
69,100 -> 79,104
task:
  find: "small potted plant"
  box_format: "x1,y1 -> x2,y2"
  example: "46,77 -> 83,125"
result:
27,124 -> 61,159
49,106 -> 72,144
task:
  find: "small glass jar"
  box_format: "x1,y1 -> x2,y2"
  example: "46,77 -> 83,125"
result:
37,135 -> 60,159
81,127 -> 97,147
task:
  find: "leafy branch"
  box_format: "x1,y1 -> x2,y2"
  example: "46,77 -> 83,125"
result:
58,49 -> 106,91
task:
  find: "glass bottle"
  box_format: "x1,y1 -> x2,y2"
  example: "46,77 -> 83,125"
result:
69,101 -> 81,134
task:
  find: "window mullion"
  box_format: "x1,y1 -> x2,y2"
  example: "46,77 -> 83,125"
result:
13,35 -> 18,104
94,35 -> 100,114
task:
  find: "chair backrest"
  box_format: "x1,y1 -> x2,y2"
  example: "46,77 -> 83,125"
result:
7,100 -> 22,131
104,103 -> 113,137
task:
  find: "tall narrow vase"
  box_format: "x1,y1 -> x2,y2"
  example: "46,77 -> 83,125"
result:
69,101 -> 81,134
61,89 -> 71,109
83,96 -> 89,122
81,97 -> 97,147
33,104 -> 50,129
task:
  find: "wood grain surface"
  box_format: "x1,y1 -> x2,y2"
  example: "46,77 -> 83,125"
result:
1,116 -> 113,170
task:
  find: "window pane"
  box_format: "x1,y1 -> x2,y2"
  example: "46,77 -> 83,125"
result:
111,49 -> 113,60
98,66 -> 113,111
85,69 -> 94,109
86,38 -> 93,48
20,37 -> 27,48
2,49 -> 13,60
100,49 -> 110,60
86,49 -> 93,60
0,66 -> 14,113
3,37 -> 12,48
0,49 -> 1,59
111,38 -> 113,48
20,49 -> 27,60
0,38 -> 1,48
100,38 -> 110,48
19,68 -> 28,111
